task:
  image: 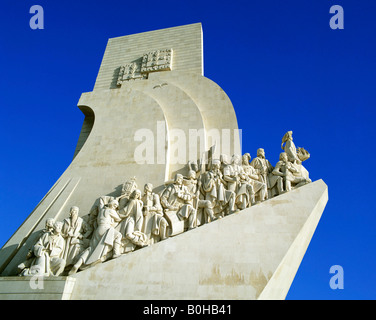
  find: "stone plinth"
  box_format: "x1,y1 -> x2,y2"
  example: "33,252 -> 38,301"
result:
0,276 -> 76,300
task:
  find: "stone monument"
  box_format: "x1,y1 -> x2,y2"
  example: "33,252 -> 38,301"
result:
0,23 -> 328,300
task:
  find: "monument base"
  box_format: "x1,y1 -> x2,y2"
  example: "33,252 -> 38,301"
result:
0,276 -> 76,300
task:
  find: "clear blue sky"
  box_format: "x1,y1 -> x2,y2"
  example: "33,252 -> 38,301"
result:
1,0 -> 375,299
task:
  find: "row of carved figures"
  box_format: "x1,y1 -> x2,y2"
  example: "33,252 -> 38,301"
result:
17,131 -> 311,277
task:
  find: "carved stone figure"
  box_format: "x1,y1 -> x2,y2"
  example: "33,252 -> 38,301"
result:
250,148 -> 274,200
280,131 -> 311,183
187,160 -> 200,177
62,206 -> 91,266
44,218 -> 56,234
184,170 -> 215,224
235,158 -> 257,210
86,177 -> 138,232
161,173 -> 197,230
271,152 -> 311,193
281,131 -> 310,164
69,199 -> 122,275
219,154 -> 229,173
281,131 -> 299,163
223,154 -> 241,194
224,154 -> 253,211
201,159 -> 235,217
118,177 -> 138,206
269,152 -> 288,195
241,153 -> 266,203
20,221 -> 66,277
17,218 -> 56,275
118,189 -> 148,246
141,183 -> 168,243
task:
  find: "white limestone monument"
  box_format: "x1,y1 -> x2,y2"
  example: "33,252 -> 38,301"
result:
0,23 -> 328,300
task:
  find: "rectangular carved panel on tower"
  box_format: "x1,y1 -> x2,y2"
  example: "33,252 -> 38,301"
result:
141,49 -> 173,73
117,62 -> 147,86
